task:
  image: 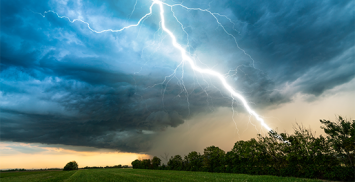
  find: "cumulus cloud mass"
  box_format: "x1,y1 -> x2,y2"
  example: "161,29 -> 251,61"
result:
1,0 -> 354,152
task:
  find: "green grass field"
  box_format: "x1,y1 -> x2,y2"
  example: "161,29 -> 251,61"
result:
0,168 -> 322,182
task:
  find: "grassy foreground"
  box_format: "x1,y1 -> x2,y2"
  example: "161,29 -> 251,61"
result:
0,168 -> 322,182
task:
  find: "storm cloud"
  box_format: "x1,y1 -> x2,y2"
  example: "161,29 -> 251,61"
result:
1,0 -> 354,152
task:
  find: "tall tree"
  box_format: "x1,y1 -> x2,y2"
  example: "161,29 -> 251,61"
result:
186,151 -> 203,171
320,116 -> 355,167
151,156 -> 161,169
203,146 -> 225,172
168,155 -> 183,170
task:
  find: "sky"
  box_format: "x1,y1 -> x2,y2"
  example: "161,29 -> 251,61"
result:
0,0 -> 354,169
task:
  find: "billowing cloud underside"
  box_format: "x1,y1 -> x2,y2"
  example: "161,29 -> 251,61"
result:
1,0 -> 354,152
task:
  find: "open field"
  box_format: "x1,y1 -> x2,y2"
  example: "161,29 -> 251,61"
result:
0,168 -> 322,182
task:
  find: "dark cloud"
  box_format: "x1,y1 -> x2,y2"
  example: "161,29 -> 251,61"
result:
0,0 -> 353,152
225,0 -> 355,86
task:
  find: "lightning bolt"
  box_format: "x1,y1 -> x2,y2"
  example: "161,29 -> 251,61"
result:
155,1 -> 272,131
37,0 -> 288,142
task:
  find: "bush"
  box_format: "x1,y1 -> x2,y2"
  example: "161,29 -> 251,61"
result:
63,161 -> 78,171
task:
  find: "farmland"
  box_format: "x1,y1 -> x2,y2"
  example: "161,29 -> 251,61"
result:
0,168 -> 322,182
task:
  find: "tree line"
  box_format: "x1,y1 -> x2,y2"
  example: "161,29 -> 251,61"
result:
132,117 -> 354,181
83,165 -> 129,169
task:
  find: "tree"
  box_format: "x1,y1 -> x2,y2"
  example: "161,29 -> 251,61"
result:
232,139 -> 268,166
320,116 -> 355,167
142,159 -> 151,169
151,156 -> 161,169
160,152 -> 170,165
203,146 -> 225,172
131,159 -> 142,169
186,151 -> 203,171
257,132 -> 287,169
63,161 -> 78,171
167,155 -> 183,170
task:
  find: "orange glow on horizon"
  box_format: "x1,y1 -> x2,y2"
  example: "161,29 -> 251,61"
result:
0,142 -> 150,169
